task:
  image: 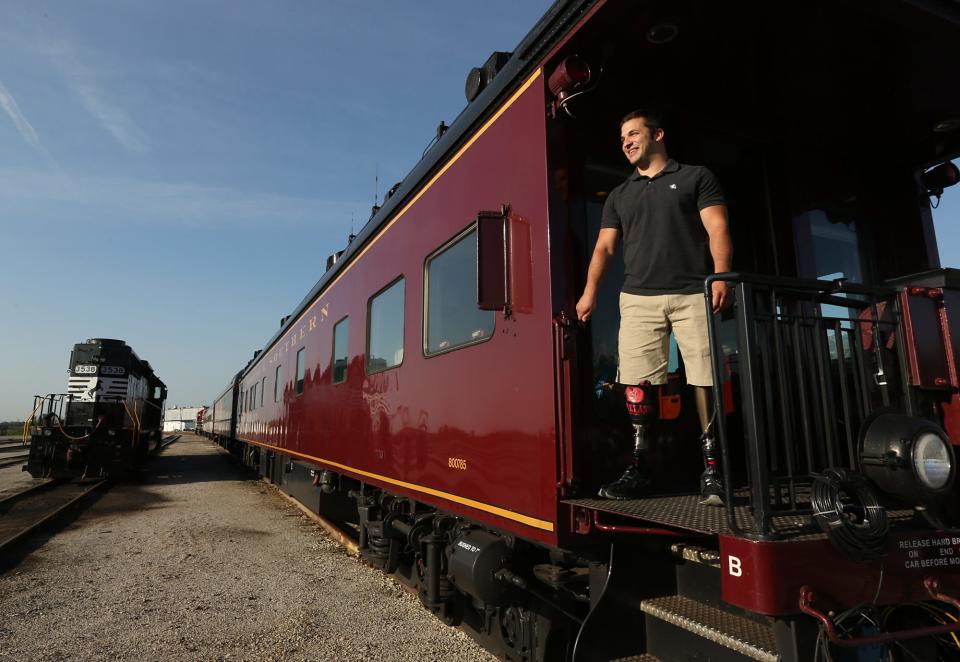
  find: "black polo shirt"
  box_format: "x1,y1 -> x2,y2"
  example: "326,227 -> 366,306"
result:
601,159 -> 726,294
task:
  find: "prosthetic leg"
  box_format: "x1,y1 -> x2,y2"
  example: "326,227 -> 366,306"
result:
598,381 -> 657,500
695,385 -> 724,506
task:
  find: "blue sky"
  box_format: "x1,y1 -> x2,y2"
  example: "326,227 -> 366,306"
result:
0,1 -> 553,420
0,2 -> 958,421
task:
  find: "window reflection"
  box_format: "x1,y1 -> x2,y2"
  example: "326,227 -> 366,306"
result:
333,317 -> 349,383
795,209 -> 865,283
295,348 -> 306,394
426,229 -> 495,355
368,279 -> 405,373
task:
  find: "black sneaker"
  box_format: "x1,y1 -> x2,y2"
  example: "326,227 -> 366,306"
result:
598,464 -> 651,500
699,466 -> 724,506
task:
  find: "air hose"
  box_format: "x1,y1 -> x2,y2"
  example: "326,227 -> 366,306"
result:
811,468 -> 889,562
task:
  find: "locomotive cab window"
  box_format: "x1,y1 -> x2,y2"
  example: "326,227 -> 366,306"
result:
295,348 -> 306,395
424,227 -> 495,356
367,278 -> 405,374
332,317 -> 349,384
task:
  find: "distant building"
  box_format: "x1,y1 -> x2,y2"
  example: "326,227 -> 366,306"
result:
163,406 -> 203,432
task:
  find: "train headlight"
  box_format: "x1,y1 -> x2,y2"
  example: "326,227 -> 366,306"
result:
859,412 -> 955,503
913,432 -> 952,490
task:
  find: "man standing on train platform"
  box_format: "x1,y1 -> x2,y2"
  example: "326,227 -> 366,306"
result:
575,109 -> 733,506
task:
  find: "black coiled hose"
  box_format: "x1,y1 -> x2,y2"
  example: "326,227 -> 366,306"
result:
811,468 -> 889,562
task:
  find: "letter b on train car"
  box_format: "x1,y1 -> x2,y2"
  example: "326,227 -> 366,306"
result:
728,555 -> 742,577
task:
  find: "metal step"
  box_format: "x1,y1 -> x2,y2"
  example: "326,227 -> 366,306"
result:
671,543 -> 721,567
641,595 -> 779,662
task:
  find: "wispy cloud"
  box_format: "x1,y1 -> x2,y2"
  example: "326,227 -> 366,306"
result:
44,42 -> 149,153
70,78 -> 148,153
0,168 -> 360,229
0,79 -> 46,154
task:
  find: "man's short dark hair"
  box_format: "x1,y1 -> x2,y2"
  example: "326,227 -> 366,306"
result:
620,109 -> 663,131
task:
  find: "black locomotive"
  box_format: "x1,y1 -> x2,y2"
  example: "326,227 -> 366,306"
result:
26,338 -> 167,479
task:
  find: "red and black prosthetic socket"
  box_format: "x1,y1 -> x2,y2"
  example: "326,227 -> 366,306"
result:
624,380 -> 658,428
624,380 -> 657,464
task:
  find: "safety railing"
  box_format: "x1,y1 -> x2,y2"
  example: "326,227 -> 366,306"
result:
704,273 -> 911,538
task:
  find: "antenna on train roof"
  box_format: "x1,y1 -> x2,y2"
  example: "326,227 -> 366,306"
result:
369,164 -> 382,221
422,120 -> 448,158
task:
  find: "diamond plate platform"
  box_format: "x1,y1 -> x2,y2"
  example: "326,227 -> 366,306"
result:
641,595 -> 779,662
564,493 -> 768,536
563,491 -> 915,539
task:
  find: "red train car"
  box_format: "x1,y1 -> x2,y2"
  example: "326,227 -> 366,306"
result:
211,1 -> 960,659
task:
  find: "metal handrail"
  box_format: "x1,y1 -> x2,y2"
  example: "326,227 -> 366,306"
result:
704,272 -> 907,537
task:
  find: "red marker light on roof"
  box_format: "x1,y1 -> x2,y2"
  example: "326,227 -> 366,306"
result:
548,55 -> 591,100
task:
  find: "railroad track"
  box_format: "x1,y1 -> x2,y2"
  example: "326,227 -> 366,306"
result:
0,453 -> 29,469
160,434 -> 181,450
0,479 -> 108,557
0,439 -> 29,451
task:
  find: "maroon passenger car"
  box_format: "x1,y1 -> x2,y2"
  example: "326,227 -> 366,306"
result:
211,1 -> 960,660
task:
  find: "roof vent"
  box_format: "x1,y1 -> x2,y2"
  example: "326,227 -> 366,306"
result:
465,51 -> 512,102
385,181 -> 402,203
325,250 -> 345,272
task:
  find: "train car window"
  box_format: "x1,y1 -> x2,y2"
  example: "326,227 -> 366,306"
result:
332,317 -> 349,384
295,348 -> 306,394
424,227 -> 495,356
274,364 -> 282,402
250,383 -> 257,410
367,278 -> 405,374
260,377 -> 266,407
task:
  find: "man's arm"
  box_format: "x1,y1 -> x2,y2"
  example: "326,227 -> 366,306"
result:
576,228 -> 620,321
700,204 -> 733,313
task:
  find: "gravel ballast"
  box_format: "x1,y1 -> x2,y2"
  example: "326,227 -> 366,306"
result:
0,434 -> 495,662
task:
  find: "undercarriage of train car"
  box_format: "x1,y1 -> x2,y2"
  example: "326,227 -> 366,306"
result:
231,441 -> 591,661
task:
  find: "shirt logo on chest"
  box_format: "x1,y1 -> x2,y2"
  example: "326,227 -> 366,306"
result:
669,183 -> 677,190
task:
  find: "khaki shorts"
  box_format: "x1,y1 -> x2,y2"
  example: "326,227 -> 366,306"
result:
617,292 -> 714,386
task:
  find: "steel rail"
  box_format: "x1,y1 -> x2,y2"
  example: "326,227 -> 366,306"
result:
0,453 -> 29,469
159,434 -> 181,451
0,479 -> 109,554
0,479 -> 60,511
